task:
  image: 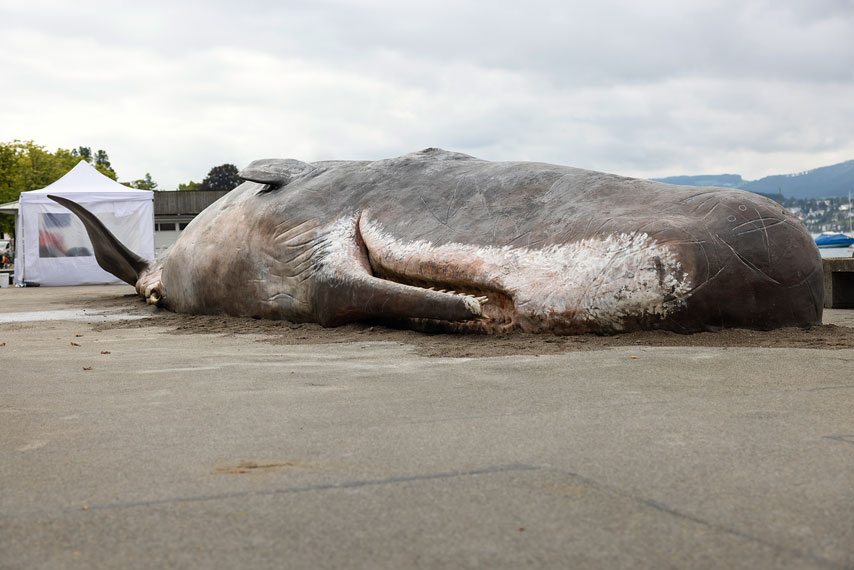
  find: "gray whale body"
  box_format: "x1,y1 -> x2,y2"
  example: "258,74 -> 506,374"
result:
51,148 -> 823,334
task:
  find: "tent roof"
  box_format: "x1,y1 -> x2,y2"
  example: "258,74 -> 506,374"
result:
30,160 -> 129,193
20,160 -> 152,203
27,160 -> 151,194
0,200 -> 18,215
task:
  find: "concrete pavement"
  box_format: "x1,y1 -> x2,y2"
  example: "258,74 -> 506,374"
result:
1,286 -> 852,569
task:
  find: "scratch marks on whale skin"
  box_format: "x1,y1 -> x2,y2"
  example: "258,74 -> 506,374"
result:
418,176 -> 469,227
732,217 -> 785,235
716,235 -> 781,286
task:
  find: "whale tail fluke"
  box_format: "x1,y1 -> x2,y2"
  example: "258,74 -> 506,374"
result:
48,194 -> 150,286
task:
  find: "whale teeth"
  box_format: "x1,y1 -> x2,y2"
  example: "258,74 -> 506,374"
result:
419,286 -> 486,305
147,293 -> 160,305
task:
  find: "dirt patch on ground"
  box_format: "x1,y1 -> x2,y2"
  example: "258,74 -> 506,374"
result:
211,460 -> 318,475
82,293 -> 854,358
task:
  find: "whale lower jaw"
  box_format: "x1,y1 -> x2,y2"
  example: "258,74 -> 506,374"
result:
356,216 -> 693,334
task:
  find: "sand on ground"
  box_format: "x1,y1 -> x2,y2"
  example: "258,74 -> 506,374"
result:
65,289 -> 854,358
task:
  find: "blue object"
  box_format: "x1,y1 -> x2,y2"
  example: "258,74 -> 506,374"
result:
815,232 -> 854,248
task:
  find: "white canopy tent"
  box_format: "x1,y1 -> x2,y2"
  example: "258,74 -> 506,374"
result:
14,161 -> 154,286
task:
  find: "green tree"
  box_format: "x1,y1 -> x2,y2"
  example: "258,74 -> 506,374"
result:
177,180 -> 202,191
71,146 -> 92,162
0,140 -> 122,234
94,149 -> 117,179
200,164 -> 240,191
123,173 -> 158,190
0,141 -> 79,234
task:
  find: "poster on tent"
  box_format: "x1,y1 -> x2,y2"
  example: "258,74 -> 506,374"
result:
36,209 -> 139,258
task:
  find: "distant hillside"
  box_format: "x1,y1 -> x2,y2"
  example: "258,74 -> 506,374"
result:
652,174 -> 744,188
653,159 -> 854,199
742,160 -> 854,198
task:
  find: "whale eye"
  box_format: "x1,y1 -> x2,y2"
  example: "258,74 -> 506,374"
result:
255,183 -> 284,194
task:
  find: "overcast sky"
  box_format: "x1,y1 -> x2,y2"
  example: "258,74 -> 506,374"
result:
1,0 -> 852,189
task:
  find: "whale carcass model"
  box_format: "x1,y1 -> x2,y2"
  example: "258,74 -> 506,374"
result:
50,148 -> 823,334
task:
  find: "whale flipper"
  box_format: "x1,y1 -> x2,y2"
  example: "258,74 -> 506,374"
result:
238,159 -> 316,188
47,194 -> 150,286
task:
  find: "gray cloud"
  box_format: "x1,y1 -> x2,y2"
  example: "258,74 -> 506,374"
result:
1,0 -> 852,188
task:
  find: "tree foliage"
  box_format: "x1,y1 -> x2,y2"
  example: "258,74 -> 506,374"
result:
200,164 -> 240,191
177,180 -> 202,192
70,146 -> 117,179
122,172 -> 158,190
0,140 -> 119,234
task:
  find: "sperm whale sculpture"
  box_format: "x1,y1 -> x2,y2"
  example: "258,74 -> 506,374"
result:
50,148 -> 823,334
